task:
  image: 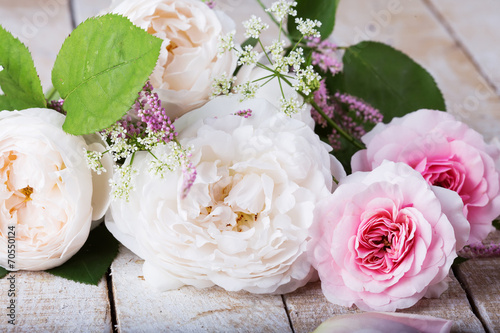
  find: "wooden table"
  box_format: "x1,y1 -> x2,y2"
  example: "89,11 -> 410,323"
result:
1,0 -> 499,332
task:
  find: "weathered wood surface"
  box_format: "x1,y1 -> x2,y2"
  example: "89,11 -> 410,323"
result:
0,271 -> 111,332
1,0 -> 500,332
110,246 -> 292,333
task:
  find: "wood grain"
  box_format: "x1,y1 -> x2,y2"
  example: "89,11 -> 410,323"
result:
333,0 -> 500,141
427,0 -> 500,95
284,272 -> 484,333
0,271 -> 111,332
110,246 -> 292,332
455,258 -> 500,333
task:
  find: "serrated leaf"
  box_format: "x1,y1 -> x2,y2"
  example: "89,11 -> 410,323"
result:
333,41 -> 446,122
0,267 -> 9,279
0,25 -> 46,110
52,14 -> 162,135
287,0 -> 340,40
46,224 -> 119,285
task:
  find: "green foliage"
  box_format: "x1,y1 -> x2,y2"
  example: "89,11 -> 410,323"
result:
46,224 -> 119,285
453,256 -> 469,266
287,0 -> 340,40
334,41 -> 446,123
0,25 -> 46,110
52,14 -> 162,135
493,219 -> 500,230
0,267 -> 8,279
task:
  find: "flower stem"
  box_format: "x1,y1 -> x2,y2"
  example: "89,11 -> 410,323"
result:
310,99 -> 365,150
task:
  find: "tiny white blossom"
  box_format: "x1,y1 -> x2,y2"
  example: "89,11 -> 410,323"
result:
295,18 -> 322,38
84,149 -> 106,175
0,65 -> 3,72
211,73 -> 235,98
217,31 -> 235,56
293,65 -> 321,95
234,81 -> 260,101
266,1 -> 297,21
266,40 -> 286,59
236,45 -> 259,66
285,47 -> 305,68
110,165 -> 137,201
280,96 -> 303,116
243,15 -> 269,39
148,141 -> 193,178
102,123 -> 138,161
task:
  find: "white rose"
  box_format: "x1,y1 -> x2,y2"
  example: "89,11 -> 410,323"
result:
0,108 -> 112,271
108,0 -> 237,119
106,96 -> 345,293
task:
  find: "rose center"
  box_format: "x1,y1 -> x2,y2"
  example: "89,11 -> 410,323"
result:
20,185 -> 34,201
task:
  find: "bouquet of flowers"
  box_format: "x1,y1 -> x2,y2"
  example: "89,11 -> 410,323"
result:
1,0 -> 499,323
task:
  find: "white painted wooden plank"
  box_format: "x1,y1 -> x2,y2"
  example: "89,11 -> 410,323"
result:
284,273 -> 484,333
455,258 -> 500,333
0,272 -> 111,332
0,0 -> 73,91
110,246 -> 292,332
427,0 -> 500,96
333,0 -> 500,141
71,0 -> 111,25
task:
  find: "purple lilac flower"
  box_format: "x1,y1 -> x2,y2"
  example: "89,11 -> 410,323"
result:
47,99 -> 66,115
234,109 -> 253,118
306,36 -> 342,76
458,242 -> 500,258
311,80 -> 382,150
135,82 -> 177,143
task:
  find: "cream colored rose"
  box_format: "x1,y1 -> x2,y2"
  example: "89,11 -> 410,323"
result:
108,0 -> 237,119
0,109 -> 111,270
106,96 -> 346,293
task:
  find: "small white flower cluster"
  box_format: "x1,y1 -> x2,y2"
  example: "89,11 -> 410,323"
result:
236,45 -> 259,66
293,65 -> 321,95
84,149 -> 106,175
214,0 -> 324,116
295,18 -> 322,38
280,96 -> 304,116
233,81 -> 260,101
243,15 -> 269,39
265,0 -> 297,21
148,141 -> 192,177
211,72 -> 236,98
217,31 -> 235,56
101,124 -> 138,161
110,164 -> 137,201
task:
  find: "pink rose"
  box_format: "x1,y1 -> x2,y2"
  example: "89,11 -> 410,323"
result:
352,109 -> 500,244
314,312 -> 452,333
310,161 -> 469,311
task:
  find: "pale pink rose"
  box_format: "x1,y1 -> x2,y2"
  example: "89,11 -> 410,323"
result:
310,161 -> 469,311
314,312 -> 452,333
352,109 -> 500,244
108,0 -> 237,119
0,109 -> 112,270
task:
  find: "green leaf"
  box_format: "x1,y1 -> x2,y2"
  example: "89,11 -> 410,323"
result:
0,25 -> 46,110
334,41 -> 445,123
287,0 -> 340,40
0,267 -> 9,279
46,224 -> 119,285
52,14 -> 162,135
493,219 -> 500,230
453,256 -> 469,266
